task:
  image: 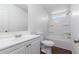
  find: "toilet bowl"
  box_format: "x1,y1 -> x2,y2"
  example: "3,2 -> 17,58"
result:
41,40 -> 54,54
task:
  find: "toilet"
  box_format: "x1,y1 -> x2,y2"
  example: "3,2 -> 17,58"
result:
41,40 -> 54,54
33,32 -> 54,54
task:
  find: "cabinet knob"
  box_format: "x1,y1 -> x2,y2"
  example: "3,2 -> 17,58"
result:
26,44 -> 31,47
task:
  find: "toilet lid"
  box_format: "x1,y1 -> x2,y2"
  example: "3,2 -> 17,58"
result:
41,40 -> 54,47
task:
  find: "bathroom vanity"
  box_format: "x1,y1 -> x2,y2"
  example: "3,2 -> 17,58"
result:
0,33 -> 42,54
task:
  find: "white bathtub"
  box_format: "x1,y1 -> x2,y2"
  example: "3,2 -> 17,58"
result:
46,35 -> 74,53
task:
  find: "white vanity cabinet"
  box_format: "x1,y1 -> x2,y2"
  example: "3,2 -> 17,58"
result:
27,37 -> 41,54
0,36 -> 41,54
10,46 -> 26,54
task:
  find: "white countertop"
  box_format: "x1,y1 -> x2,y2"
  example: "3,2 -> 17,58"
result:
0,34 -> 40,51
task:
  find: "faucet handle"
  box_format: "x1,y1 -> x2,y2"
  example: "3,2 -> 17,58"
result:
14,34 -> 22,38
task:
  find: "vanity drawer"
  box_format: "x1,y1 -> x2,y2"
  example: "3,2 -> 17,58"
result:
26,37 -> 41,43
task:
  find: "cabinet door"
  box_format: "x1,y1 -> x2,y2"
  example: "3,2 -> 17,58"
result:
10,46 -> 26,54
25,45 -> 29,54
29,39 -> 40,54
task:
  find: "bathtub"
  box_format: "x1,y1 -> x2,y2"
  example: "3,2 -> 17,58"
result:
46,35 -> 74,53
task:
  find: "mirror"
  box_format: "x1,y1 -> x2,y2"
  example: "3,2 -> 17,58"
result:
0,4 -> 28,32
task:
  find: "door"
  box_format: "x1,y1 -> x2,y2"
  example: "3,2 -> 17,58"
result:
10,46 -> 26,54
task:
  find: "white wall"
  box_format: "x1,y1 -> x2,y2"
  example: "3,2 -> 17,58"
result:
28,4 -> 49,36
8,5 -> 28,32
0,5 -> 8,32
71,5 -> 79,40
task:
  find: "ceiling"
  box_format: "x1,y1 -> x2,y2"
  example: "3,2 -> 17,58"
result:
14,4 -> 70,14
42,4 -> 70,14
15,4 -> 28,12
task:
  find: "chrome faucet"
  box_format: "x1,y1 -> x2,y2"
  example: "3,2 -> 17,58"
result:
14,34 -> 22,38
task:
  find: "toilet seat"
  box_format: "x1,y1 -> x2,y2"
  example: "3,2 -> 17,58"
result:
41,40 -> 54,47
